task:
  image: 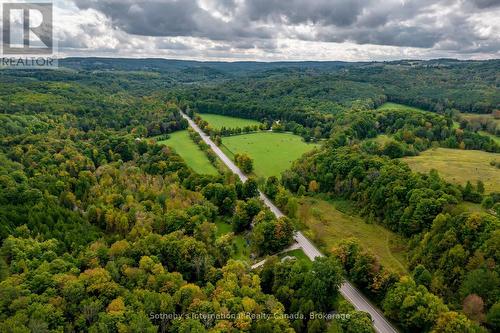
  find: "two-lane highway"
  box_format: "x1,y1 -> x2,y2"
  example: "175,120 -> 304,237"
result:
180,111 -> 398,333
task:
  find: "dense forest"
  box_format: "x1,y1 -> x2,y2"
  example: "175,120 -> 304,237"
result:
0,66 -> 365,332
0,58 -> 499,332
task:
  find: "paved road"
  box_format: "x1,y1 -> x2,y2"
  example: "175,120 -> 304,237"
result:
180,111 -> 398,333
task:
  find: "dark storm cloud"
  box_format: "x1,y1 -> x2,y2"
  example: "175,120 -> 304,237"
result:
319,25 -> 443,48
471,0 -> 500,8
212,0 -> 238,16
243,0 -> 369,27
73,0 -> 272,40
71,0 -> 499,54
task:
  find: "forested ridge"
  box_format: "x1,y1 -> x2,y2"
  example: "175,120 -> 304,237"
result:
0,59 -> 499,332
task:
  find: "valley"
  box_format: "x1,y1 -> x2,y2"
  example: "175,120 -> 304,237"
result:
1,58 -> 499,333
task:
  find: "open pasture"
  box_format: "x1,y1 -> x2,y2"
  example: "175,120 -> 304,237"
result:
221,132 -> 319,178
402,148 -> 500,193
297,197 -> 409,275
157,131 -> 219,175
198,113 -> 261,129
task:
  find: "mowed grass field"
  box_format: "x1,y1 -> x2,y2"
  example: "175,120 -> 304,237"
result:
157,130 -> 218,175
279,249 -> 312,267
199,113 -> 261,129
297,197 -> 408,275
377,102 -> 429,113
402,148 -> 500,193
221,132 -> 319,178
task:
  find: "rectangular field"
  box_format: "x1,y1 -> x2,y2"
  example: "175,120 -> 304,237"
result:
157,130 -> 219,175
221,132 -> 319,178
401,148 -> 500,193
377,102 -> 429,113
199,113 -> 261,129
297,197 -> 408,275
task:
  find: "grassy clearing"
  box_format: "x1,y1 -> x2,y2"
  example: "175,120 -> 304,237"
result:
297,197 -> 409,275
215,221 -> 250,261
366,134 -> 393,145
215,220 -> 232,236
199,113 -> 261,129
279,249 -> 312,267
221,132 -> 319,178
377,102 -> 429,113
453,202 -> 494,216
459,113 -> 500,144
479,131 -> 500,145
157,130 -> 218,175
401,148 -> 500,193
460,112 -> 500,126
232,235 -> 251,261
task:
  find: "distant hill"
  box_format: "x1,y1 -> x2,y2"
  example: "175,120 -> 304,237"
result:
59,57 -> 362,74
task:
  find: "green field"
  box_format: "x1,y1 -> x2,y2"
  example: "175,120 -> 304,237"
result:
297,197 -> 408,275
199,113 -> 261,129
157,131 -> 218,175
279,249 -> 312,267
221,132 -> 319,178
377,102 -> 428,113
402,148 -> 500,193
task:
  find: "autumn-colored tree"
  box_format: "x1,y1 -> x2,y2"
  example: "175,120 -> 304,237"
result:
463,294 -> 486,323
234,153 -> 254,174
308,180 -> 319,193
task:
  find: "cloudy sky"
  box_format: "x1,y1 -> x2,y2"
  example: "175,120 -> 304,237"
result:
44,0 -> 500,60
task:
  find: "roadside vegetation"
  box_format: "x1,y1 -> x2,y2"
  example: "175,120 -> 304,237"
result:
296,197 -> 408,275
